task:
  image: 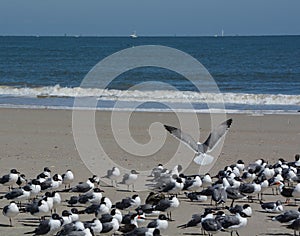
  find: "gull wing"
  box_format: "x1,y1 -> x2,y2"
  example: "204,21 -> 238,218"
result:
164,125 -> 199,152
201,119 -> 233,153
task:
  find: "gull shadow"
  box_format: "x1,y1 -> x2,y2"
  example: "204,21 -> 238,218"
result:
22,223 -> 39,227
182,233 -> 203,235
0,224 -> 12,227
285,203 -> 298,207
100,185 -> 115,188
259,233 -> 293,236
256,210 -> 274,214
116,189 -> 134,193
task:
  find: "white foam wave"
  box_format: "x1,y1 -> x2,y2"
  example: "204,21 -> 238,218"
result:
0,85 -> 299,106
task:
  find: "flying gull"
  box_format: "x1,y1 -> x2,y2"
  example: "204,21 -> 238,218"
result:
164,118 -> 232,165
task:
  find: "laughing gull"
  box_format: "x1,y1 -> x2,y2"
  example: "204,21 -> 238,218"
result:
182,175 -> 202,191
79,200 -> 109,216
119,213 -> 145,233
0,169 -> 20,189
83,218 -> 103,234
150,164 -> 164,178
147,214 -> 169,232
99,208 -> 123,224
288,154 -> 300,168
286,218 -> 300,236
67,177 -> 96,193
77,188 -> 105,204
66,196 -> 79,206
37,167 -> 52,179
46,191 -> 61,213
102,167 -> 121,187
201,218 -> 223,236
28,179 -> 42,199
16,174 -> 27,187
43,192 -> 55,212
159,177 -> 184,195
95,201 -> 111,216
25,198 -> 50,218
239,182 -> 262,201
70,208 -> 80,222
201,173 -> 213,188
260,200 -> 284,213
119,170 -> 139,192
275,181 -> 300,203
271,207 -> 300,223
24,213 -> 63,235
145,192 -> 165,205
154,196 -> 180,221
184,192 -> 208,202
2,201 -> 19,226
216,212 -> 249,236
62,169 -> 74,189
226,204 -> 252,217
0,185 -> 31,203
235,160 -> 245,172
164,118 -> 232,165
241,169 -> 256,183
100,217 -> 119,234
101,196 -> 113,209
55,221 -> 93,236
212,186 -> 227,206
40,174 -> 62,191
115,194 -> 141,211
178,209 -> 216,232
61,210 -> 73,226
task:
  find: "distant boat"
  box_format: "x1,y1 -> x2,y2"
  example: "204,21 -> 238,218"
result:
214,29 -> 224,38
130,31 -> 138,38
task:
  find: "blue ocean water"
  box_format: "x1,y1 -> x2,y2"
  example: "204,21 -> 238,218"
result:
0,36 -> 299,112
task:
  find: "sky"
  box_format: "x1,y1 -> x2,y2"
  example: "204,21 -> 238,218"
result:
1,0 -> 300,36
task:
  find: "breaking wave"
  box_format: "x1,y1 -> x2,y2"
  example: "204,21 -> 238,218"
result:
0,85 -> 299,106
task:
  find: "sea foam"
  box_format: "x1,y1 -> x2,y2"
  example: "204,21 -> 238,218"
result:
0,85 -> 299,106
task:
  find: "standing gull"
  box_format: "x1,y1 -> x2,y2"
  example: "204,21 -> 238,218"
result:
24,213 -> 63,235
62,169 -> 74,189
2,201 -> 19,227
102,167 -> 121,187
119,170 -> 139,192
0,169 -> 20,189
164,119 -> 233,165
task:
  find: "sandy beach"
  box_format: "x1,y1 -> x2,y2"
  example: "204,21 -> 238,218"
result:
0,108 -> 299,235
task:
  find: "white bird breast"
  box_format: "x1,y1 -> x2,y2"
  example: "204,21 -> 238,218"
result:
193,153 -> 214,165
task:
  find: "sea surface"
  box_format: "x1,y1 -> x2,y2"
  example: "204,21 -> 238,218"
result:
0,36 -> 299,113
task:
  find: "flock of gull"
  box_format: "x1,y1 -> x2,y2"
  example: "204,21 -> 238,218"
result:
0,118 -> 300,236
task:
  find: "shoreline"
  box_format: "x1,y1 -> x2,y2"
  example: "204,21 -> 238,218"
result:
0,104 -> 299,115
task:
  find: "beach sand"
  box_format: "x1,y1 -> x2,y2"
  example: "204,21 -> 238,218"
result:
0,108 -> 299,235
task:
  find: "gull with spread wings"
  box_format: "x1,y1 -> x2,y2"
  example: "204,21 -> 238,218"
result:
164,119 -> 232,165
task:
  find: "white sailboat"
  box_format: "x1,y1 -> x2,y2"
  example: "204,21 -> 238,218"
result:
130,31 -> 138,38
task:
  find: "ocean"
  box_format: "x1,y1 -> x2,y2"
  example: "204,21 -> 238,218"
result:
0,36 -> 299,113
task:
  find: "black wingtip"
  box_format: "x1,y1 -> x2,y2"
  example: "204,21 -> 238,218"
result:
227,118 -> 233,127
164,125 -> 176,133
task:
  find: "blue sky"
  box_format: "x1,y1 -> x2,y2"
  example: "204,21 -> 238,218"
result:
1,0 -> 300,36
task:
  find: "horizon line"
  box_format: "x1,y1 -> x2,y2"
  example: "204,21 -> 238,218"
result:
0,33 -> 299,37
